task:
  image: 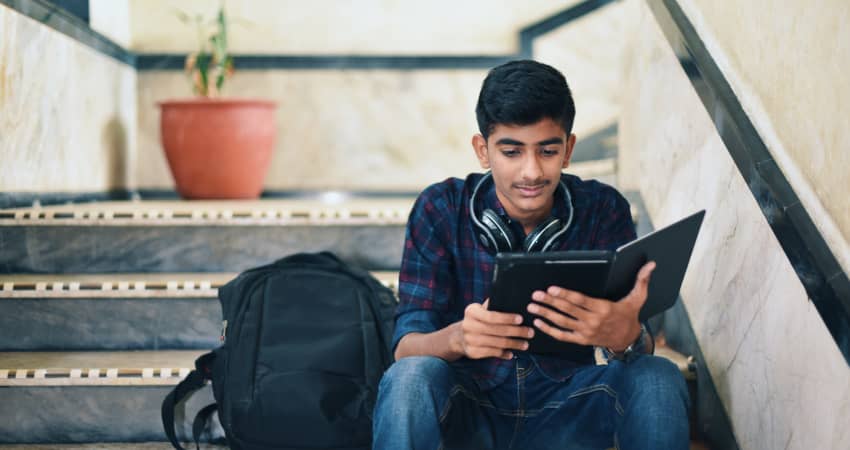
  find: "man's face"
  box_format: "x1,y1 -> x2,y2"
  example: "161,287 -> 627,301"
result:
472,118 -> 575,229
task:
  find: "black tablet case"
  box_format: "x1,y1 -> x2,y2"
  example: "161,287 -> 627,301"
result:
490,210 -> 705,357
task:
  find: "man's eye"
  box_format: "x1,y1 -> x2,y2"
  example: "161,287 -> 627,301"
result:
501,149 -> 520,157
541,148 -> 560,156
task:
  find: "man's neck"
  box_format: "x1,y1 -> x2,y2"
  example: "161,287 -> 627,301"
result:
520,215 -> 549,236
494,193 -> 555,236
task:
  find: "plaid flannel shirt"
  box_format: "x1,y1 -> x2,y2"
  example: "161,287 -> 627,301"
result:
392,172 -> 648,390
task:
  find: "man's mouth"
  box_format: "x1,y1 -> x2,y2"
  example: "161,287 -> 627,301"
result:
515,184 -> 547,196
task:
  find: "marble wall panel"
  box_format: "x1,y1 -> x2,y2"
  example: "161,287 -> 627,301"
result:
0,5 -> 137,193
619,3 -> 850,449
136,0 -> 637,193
534,0 -> 638,141
680,0 -> 850,274
122,0 -> 577,54
136,70 -> 488,191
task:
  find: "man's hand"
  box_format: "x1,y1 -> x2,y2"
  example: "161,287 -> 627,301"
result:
527,261 -> 656,351
451,299 -> 535,360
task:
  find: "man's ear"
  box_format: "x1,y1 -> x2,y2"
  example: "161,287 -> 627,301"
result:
562,133 -> 577,169
472,134 -> 490,169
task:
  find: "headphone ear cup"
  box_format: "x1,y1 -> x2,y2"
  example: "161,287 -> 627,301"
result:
523,218 -> 562,252
480,209 -> 517,253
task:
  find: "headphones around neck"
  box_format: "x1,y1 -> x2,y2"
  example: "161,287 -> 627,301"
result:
469,172 -> 574,254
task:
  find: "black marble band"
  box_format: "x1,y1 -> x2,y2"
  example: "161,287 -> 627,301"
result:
0,0 -> 134,66
648,0 -> 850,365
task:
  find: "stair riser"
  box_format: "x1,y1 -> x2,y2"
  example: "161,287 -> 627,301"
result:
0,299 -> 220,351
0,385 -> 222,443
0,225 -> 405,273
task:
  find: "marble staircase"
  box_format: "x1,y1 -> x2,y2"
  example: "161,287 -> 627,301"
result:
0,199 -> 409,444
0,192 -> 699,447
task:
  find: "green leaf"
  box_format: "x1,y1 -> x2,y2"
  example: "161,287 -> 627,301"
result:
197,52 -> 211,96
218,7 -> 228,49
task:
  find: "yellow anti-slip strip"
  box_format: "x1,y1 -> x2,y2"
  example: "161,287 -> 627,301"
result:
0,198 -> 416,225
0,272 -> 399,298
0,347 -> 693,387
0,350 -> 205,387
0,209 -> 410,226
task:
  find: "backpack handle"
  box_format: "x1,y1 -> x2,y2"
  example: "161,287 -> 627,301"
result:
161,352 -> 216,450
275,251 -> 346,270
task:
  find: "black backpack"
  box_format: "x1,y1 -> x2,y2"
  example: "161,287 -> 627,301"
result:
162,252 -> 396,450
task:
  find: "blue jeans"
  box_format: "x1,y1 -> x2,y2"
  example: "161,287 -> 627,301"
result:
372,354 -> 689,450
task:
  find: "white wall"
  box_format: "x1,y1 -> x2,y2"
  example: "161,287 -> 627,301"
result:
89,0 -> 132,48
2,0 -> 636,194
124,0 -> 577,54
131,0 -> 635,191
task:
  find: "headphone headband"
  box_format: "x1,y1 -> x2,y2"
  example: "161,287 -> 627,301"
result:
470,172 -> 574,254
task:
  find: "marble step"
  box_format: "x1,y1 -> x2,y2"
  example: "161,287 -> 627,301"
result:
0,198 -> 414,274
0,346 -> 693,444
0,443 -> 710,450
0,272 -> 399,351
0,350 -> 220,444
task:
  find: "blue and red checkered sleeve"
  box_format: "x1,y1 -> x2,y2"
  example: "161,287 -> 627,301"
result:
391,182 -> 458,352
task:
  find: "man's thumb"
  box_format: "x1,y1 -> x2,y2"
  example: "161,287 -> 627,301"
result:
626,261 -> 656,303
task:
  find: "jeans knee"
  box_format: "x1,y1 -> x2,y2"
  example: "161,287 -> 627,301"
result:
378,356 -> 454,403
627,355 -> 688,401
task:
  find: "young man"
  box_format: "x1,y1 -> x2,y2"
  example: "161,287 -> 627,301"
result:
372,60 -> 689,450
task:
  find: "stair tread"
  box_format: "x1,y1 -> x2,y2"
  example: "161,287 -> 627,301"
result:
654,346 -> 695,380
0,197 -> 416,226
0,197 -> 417,213
0,271 -> 398,283
0,350 -> 205,370
0,440 -> 709,449
0,346 -> 693,384
0,350 -> 205,386
0,271 -> 399,298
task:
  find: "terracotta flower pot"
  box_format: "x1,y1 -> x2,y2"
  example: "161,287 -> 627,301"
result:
159,99 -> 277,199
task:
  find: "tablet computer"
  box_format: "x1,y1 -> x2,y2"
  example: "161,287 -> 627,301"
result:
489,210 -> 705,357
490,250 -> 611,357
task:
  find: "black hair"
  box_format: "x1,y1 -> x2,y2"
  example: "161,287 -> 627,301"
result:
475,60 -> 575,139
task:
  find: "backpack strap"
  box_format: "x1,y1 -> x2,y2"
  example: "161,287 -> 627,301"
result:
161,352 -> 216,450
191,403 -> 219,450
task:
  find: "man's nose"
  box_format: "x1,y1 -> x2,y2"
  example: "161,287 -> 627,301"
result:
521,153 -> 544,180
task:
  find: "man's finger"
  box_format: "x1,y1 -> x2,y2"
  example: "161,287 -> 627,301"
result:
532,319 -> 588,345
531,291 -> 593,320
466,345 -> 514,360
623,261 -> 656,304
541,287 -> 606,313
466,334 -> 529,352
463,319 -> 535,339
467,302 -> 524,325
527,301 -> 583,330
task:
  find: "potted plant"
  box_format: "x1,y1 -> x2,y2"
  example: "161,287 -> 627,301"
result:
159,6 -> 276,199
